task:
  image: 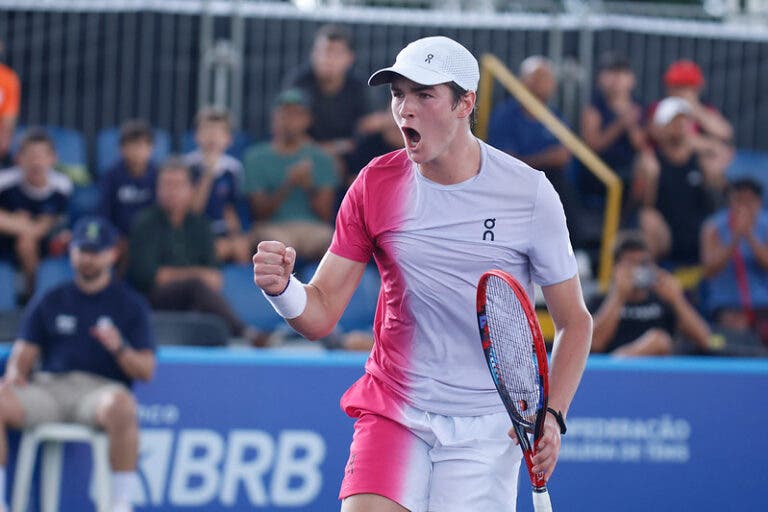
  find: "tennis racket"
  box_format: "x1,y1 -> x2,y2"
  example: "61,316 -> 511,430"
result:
476,269 -> 553,512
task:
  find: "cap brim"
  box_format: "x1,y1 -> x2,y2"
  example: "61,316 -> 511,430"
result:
368,62 -> 454,87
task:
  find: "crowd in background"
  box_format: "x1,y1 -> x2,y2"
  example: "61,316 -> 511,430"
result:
0,24 -> 766,356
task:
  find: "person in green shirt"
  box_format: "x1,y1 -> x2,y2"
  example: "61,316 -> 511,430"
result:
128,157 -> 266,346
243,89 -> 338,261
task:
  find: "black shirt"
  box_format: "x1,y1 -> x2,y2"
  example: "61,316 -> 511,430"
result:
285,65 -> 371,143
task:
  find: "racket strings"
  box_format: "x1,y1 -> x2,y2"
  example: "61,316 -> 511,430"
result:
485,276 -> 542,426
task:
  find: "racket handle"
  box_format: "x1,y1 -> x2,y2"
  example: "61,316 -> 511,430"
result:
532,487 -> 553,512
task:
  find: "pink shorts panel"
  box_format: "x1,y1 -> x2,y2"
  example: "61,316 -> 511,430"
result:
339,411 -> 429,511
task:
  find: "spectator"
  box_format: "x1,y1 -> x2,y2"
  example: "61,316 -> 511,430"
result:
341,109 -> 403,205
98,119 -> 158,270
634,97 -> 729,264
579,52 -> 646,204
701,178 -> 768,344
184,106 -> 250,264
657,59 -> 734,145
0,215 -> 155,512
591,233 -> 711,356
284,23 -> 377,162
488,56 -> 591,248
0,38 -> 20,170
0,128 -> 71,298
127,158 -> 266,346
243,89 -> 337,262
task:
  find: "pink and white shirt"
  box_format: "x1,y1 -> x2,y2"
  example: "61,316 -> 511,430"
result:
330,140 -> 577,417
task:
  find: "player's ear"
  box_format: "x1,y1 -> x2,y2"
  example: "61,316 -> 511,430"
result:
455,90 -> 476,120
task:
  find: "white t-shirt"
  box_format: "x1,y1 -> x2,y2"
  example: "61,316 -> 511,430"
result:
330,140 -> 577,417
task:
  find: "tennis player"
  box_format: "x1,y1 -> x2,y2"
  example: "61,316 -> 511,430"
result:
253,36 -> 592,512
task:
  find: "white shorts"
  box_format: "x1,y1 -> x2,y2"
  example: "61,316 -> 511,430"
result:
340,394 -> 522,512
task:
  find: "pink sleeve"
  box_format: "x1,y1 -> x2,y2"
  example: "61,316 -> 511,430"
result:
330,173 -> 374,263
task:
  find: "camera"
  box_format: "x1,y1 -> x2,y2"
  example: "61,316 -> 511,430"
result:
633,265 -> 656,289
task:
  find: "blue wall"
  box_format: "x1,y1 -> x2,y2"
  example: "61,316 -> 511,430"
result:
7,349 -> 768,511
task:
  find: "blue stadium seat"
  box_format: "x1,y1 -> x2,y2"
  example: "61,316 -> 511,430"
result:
339,265 -> 380,332
35,257 -> 73,297
68,184 -> 101,225
11,126 -> 87,168
221,263 -> 284,332
299,262 -> 380,332
179,130 -> 253,160
95,126 -> 171,175
727,149 -> 768,192
46,126 -> 87,168
0,260 -> 16,310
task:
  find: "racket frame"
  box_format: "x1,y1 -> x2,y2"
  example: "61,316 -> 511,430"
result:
477,269 -> 550,490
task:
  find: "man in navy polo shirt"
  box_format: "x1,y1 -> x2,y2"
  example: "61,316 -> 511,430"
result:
0,215 -> 155,512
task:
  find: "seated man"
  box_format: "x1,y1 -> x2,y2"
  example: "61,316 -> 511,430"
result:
284,23 -> 375,163
243,89 -> 338,261
128,157 -> 266,346
634,97 -> 729,264
701,178 -> 768,345
579,52 -> 646,207
183,106 -> 250,264
591,233 -> 711,356
0,215 -> 155,512
0,128 -> 72,298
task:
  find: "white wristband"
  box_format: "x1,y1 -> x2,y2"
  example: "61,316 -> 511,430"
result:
262,275 -> 307,319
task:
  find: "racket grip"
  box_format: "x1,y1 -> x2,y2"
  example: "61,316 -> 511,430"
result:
532,487 -> 553,512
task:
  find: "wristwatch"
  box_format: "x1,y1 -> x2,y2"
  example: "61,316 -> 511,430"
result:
547,407 -> 567,435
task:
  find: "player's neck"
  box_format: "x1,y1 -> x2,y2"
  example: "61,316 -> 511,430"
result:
418,131 -> 480,185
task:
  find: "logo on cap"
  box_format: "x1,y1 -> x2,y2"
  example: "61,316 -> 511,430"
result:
86,221 -> 100,242
425,53 -> 434,64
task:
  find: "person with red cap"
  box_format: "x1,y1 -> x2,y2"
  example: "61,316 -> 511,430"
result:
654,59 -> 733,145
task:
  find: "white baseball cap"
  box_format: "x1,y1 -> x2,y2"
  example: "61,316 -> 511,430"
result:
653,96 -> 693,126
368,36 -> 480,92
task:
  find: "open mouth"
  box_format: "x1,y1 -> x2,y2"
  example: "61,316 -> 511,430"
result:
403,127 -> 421,148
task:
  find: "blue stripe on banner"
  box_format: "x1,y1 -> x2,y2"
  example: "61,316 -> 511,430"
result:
0,342 -> 765,373
585,354 -> 768,374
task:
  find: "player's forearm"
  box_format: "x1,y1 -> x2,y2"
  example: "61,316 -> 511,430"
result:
673,299 -> 711,350
286,283 -> 344,341
746,232 -> 768,270
590,294 -> 623,352
115,348 -> 156,382
548,309 -> 592,417
0,210 -> 28,235
6,341 -> 39,383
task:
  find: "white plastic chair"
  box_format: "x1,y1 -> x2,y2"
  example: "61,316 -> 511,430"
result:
11,423 -> 111,512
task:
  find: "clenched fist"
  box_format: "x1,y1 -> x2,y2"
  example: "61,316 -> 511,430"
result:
253,241 -> 297,295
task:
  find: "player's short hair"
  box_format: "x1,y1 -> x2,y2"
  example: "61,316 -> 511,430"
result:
728,177 -> 763,198
613,232 -> 649,262
158,156 -> 192,182
119,119 -> 154,146
314,23 -> 354,50
447,81 -> 477,131
194,106 -> 233,131
18,127 -> 55,153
